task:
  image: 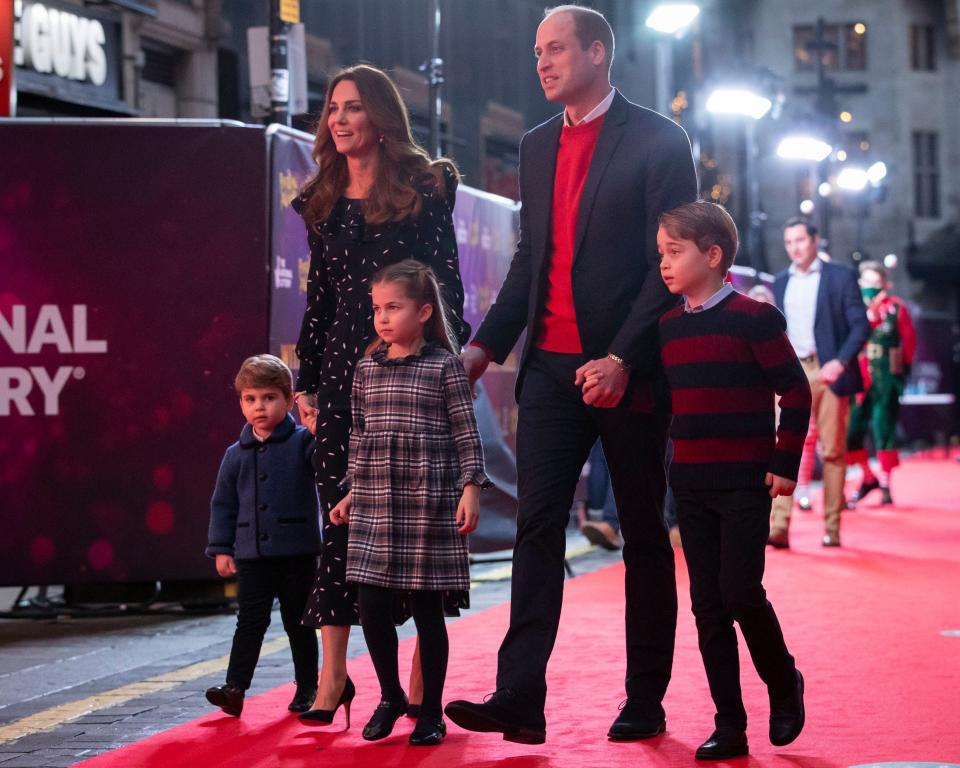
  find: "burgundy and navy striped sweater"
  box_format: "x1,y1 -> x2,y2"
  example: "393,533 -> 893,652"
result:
659,291 -> 812,491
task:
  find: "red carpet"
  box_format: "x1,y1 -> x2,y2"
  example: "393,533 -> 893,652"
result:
78,456 -> 960,767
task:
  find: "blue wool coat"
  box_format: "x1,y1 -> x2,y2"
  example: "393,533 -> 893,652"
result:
206,413 -> 321,560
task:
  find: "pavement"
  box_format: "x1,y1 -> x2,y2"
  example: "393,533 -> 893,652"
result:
0,529 -> 625,767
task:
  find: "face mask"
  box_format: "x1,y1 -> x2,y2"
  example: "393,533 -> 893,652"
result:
861,286 -> 882,302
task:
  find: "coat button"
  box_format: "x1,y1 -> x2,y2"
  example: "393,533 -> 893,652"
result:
258,446 -> 267,453
258,503 -> 267,511
259,473 -> 268,481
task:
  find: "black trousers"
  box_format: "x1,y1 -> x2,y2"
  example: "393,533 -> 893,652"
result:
496,349 -> 677,719
226,555 -> 319,690
359,585 -> 448,721
674,487 -> 797,730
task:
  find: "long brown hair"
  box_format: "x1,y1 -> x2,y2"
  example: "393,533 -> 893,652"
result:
300,64 -> 459,228
366,259 -> 459,355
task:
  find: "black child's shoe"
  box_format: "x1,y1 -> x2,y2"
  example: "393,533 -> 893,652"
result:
288,685 -> 318,713
695,728 -> 749,760
409,716 -> 447,746
361,693 -> 408,741
769,670 -> 805,746
205,684 -> 245,717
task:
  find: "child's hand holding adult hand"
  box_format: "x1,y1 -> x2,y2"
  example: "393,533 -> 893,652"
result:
330,492 -> 352,525
457,484 -> 481,534
575,357 -> 628,408
765,473 -> 797,498
215,554 -> 237,578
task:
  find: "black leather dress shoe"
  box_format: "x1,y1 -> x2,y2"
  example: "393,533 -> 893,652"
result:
607,699 -> 666,741
409,716 -> 447,746
288,685 -> 318,712
362,694 -> 408,741
445,692 -> 546,744
769,670 -> 805,746
695,728 -> 748,760
205,684 -> 245,717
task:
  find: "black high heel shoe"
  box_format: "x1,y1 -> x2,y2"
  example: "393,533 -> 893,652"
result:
362,693 -> 408,741
298,676 -> 356,727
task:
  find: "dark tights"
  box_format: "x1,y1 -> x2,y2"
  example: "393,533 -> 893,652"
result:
358,585 -> 448,720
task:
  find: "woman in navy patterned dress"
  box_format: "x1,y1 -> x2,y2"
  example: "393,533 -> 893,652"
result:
329,260 -> 490,745
291,65 -> 470,722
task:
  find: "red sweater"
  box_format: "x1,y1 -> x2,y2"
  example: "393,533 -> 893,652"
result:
536,115 -> 605,353
659,292 -> 812,490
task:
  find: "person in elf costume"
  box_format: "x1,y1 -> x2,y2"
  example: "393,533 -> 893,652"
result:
847,261 -> 916,505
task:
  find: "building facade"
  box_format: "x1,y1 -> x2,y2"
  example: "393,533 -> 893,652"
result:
6,0 -> 223,119
694,0 -> 959,312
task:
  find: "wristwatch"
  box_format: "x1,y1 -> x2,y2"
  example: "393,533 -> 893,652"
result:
607,352 -> 630,370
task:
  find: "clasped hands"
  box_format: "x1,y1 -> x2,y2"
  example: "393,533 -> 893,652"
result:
575,356 -> 628,408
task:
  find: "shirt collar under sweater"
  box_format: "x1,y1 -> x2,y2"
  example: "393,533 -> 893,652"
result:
684,282 -> 735,313
563,87 -> 616,127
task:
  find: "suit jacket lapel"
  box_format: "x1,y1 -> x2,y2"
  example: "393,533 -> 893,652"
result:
572,91 -> 627,263
531,118 -> 562,270
814,261 -> 829,328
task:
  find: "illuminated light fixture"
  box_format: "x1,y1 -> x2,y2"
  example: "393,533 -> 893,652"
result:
867,161 -> 888,185
645,3 -> 700,35
854,22 -> 866,35
837,149 -> 848,161
837,166 -> 869,191
777,135 -> 833,162
840,111 -> 853,123
705,88 -> 772,120
818,182 -> 833,197
799,199 -> 815,215
884,253 -> 898,269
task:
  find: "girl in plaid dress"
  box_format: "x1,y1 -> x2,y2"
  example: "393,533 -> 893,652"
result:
330,259 -> 490,746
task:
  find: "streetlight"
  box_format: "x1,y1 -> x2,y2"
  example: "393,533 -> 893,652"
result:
835,160 -> 889,258
706,82 -> 778,269
645,3 -> 700,35
836,166 -> 869,191
705,88 -> 772,120
776,135 -> 833,162
646,4 -> 700,117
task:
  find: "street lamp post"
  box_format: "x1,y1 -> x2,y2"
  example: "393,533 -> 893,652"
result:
645,4 -> 700,118
706,85 -> 774,270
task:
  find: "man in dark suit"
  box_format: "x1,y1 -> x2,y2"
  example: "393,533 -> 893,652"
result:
768,218 -> 870,548
444,5 -> 697,744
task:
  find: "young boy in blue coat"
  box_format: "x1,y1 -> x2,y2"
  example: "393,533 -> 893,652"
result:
205,354 -> 321,716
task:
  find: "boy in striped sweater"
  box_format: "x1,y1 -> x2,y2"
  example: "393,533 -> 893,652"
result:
657,201 -> 810,759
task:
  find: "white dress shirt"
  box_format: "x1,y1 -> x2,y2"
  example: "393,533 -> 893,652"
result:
564,87 -> 616,127
783,257 -> 823,359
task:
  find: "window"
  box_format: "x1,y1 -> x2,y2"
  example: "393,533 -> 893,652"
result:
912,131 -> 940,218
793,23 -> 867,72
910,24 -> 936,71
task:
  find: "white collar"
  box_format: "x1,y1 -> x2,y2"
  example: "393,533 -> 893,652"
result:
564,87 -> 616,127
789,256 -> 824,277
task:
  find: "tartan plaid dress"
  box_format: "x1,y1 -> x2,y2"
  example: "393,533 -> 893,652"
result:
346,343 -> 490,592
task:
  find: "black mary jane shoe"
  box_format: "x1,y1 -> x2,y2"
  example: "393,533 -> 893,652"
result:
288,685 -> 318,713
695,728 -> 748,760
409,716 -> 446,746
298,676 -> 355,727
362,694 -> 408,741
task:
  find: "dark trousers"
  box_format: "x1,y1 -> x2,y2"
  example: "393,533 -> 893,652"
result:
674,487 -> 797,730
226,555 -> 319,690
496,349 -> 677,718
359,585 -> 448,720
